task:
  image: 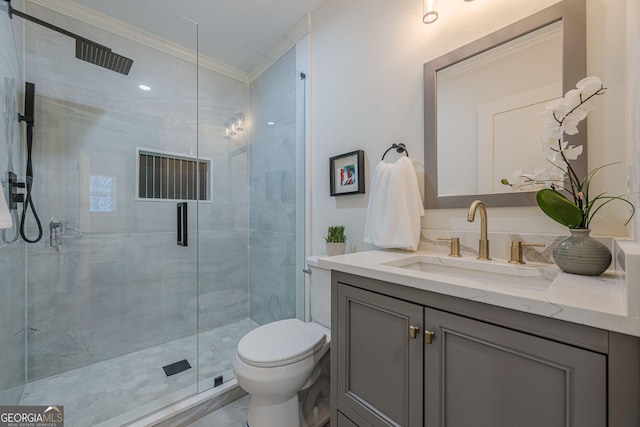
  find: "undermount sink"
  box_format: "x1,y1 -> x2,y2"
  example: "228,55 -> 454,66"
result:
382,254 -> 559,291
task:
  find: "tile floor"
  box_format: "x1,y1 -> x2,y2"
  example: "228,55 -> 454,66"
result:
186,394 -> 251,427
186,394 -> 331,427
187,354 -> 331,427
20,319 -> 258,427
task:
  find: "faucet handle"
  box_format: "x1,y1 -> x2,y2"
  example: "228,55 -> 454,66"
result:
509,241 -> 545,264
437,237 -> 461,257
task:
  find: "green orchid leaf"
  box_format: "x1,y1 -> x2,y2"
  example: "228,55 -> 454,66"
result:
581,162 -> 620,204
536,189 -> 584,228
585,195 -> 636,227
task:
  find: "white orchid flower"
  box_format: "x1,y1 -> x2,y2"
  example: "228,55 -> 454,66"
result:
572,105 -> 590,122
544,97 -> 567,122
541,124 -> 563,143
543,140 -> 566,161
508,169 -> 524,186
502,76 -> 617,218
563,118 -> 580,135
530,166 -> 556,190
562,144 -> 583,160
544,144 -> 560,162
576,76 -> 603,98
564,88 -> 582,111
506,170 -> 537,188
533,166 -> 550,181
543,167 -> 566,188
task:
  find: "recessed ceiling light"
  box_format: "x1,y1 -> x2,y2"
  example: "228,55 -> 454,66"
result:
267,121 -> 275,125
138,84 -> 151,91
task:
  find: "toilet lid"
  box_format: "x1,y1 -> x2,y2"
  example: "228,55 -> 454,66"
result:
237,319 -> 327,368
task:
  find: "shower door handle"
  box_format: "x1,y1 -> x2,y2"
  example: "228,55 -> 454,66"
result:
177,202 -> 188,246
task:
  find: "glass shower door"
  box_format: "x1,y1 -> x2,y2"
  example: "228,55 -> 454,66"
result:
18,2 -> 201,425
0,0 -> 26,407
196,26 -> 307,393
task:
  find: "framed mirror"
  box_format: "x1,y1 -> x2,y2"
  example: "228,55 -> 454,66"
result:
424,0 -> 586,208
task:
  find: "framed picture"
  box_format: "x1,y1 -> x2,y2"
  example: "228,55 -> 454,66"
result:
330,150 -> 365,196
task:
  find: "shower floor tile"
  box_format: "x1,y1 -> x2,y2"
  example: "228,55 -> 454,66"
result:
20,318 -> 258,427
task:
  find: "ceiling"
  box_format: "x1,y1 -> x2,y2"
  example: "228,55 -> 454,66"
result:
66,0 -> 328,73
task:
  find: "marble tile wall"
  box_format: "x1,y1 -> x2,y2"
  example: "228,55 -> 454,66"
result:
0,244 -> 26,404
0,0 -> 26,405
21,4 -> 251,380
249,48 -> 300,325
25,233 -> 200,380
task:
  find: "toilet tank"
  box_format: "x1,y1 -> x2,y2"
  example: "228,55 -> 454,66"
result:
306,256 -> 331,328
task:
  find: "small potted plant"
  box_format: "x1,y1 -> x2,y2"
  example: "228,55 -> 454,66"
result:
325,226 -> 347,256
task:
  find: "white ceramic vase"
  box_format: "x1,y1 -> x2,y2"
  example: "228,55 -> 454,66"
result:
326,242 -> 346,256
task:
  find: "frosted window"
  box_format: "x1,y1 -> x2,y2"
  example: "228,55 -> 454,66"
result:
90,175 -> 116,213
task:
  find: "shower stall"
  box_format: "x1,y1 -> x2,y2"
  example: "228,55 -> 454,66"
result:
0,0 -> 306,425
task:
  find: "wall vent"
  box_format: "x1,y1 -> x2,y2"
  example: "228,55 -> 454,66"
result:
138,150 -> 209,201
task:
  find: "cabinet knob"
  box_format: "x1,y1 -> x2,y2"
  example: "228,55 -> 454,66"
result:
409,325 -> 420,339
424,330 -> 435,344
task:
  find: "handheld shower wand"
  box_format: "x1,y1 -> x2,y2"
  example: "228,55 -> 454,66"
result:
8,82 -> 43,243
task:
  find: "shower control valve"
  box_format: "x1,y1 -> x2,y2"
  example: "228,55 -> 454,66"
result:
6,171 -> 25,210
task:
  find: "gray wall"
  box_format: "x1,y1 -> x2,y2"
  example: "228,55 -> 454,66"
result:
0,0 -> 25,405
249,48 -> 299,325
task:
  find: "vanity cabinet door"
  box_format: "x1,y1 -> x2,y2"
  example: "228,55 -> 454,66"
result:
424,307 -> 607,427
336,284 -> 423,427
337,411 -> 364,427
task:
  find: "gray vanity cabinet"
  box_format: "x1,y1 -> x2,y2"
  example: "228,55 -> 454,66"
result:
332,272 -> 639,427
335,284 -> 423,426
424,307 -> 606,427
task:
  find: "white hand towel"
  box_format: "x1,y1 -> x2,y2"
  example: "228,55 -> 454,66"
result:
364,156 -> 425,251
363,161 -> 393,246
0,189 -> 13,229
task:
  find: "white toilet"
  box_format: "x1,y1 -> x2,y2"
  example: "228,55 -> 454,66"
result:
233,257 -> 331,427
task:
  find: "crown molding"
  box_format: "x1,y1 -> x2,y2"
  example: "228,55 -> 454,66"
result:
247,12 -> 309,82
310,0 -> 351,33
25,0 -> 250,82
288,12 -> 312,44
247,0 -> 350,82
24,0 -> 351,85
248,38 -> 298,82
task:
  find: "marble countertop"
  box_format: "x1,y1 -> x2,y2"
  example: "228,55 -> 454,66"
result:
317,248 -> 640,337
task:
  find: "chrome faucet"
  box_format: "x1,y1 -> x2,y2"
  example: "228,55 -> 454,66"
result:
467,200 -> 490,260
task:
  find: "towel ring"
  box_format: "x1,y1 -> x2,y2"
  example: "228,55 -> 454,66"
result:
381,143 -> 409,160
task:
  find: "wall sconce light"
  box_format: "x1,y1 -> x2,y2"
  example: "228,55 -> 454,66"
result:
224,113 -> 245,139
423,0 -> 438,24
235,113 -> 244,132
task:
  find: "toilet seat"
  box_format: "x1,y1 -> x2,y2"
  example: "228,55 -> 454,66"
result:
237,319 -> 326,368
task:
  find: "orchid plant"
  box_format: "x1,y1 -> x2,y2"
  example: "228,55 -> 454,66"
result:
502,76 -> 635,229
